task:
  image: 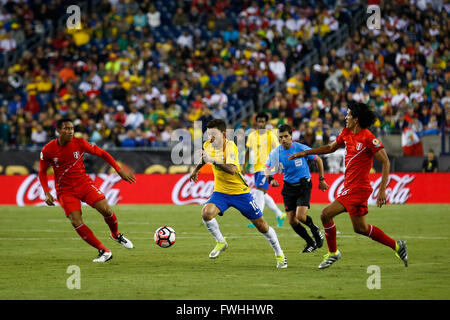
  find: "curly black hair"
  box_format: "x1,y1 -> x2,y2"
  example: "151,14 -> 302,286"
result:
347,102 -> 376,129
56,118 -> 73,129
255,112 -> 269,122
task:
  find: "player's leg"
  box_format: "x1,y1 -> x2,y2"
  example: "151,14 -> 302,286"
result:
254,187 -> 266,214
351,214 -> 395,249
247,187 -> 265,228
251,216 -> 287,268
81,183 -> 133,249
282,183 -> 316,251
238,192 -> 286,268
255,171 -> 285,225
93,199 -> 133,249
351,214 -> 408,266
321,200 -> 345,251
248,174 -> 266,228
263,192 -> 286,226
202,195 -> 228,258
295,179 -> 323,247
67,210 -> 112,262
318,200 -> 346,269
296,205 -> 324,249
291,206 -> 318,252
202,202 -> 225,242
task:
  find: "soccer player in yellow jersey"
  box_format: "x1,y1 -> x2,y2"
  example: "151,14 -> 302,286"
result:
244,112 -> 286,228
189,119 -> 287,268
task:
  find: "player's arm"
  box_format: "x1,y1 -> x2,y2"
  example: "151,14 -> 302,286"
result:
313,156 -> 329,191
374,148 -> 390,208
288,141 -> 341,160
82,140 -> 136,184
38,152 -> 54,206
190,153 -> 205,182
264,150 -> 279,187
214,162 -> 237,175
264,165 -> 279,187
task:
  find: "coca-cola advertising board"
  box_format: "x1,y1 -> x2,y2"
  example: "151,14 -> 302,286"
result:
1,173 -> 449,206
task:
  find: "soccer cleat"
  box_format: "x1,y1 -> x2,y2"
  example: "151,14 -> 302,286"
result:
209,238 -> 228,259
277,212 -> 287,228
318,250 -> 342,269
247,223 -> 256,228
93,250 -> 113,263
110,233 -> 134,249
395,240 -> 408,267
311,225 -> 324,248
276,254 -> 288,268
302,243 -> 318,253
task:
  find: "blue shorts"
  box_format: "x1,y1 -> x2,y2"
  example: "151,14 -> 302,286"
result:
254,171 -> 269,190
205,191 -> 263,220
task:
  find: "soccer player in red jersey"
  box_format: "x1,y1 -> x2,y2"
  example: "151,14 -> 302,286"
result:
289,102 -> 408,269
39,118 -> 136,262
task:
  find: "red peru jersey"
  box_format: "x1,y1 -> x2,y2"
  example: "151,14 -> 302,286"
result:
39,137 -> 121,194
336,128 -> 384,190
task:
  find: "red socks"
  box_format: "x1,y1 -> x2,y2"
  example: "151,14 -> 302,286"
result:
74,213 -> 120,252
323,222 -> 396,253
323,222 -> 337,253
366,225 -> 396,250
104,212 -> 120,239
75,224 -> 109,252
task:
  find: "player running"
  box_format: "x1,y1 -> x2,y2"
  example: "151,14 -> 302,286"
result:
289,102 -> 408,269
39,118 -> 136,263
265,124 -> 328,253
244,112 -> 286,228
189,119 -> 287,269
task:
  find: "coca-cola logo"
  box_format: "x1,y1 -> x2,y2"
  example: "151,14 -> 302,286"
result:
16,174 -> 122,207
171,174 -> 255,205
328,174 -> 415,204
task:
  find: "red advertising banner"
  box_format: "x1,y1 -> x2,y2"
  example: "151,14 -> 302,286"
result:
0,173 -> 449,206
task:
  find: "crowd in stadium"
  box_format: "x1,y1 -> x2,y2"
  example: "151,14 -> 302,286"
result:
0,0 -> 448,152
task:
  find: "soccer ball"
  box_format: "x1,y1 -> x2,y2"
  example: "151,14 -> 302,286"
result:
154,226 -> 176,248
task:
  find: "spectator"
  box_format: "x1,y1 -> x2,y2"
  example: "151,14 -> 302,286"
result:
422,149 -> 438,172
121,130 -> 137,148
268,55 -> 286,80
198,106 -> 214,133
210,87 -> 228,109
58,61 -> 76,83
147,4 -> 161,28
211,104 -> 227,121
8,94 -> 25,116
173,7 -> 188,26
124,106 -> 144,130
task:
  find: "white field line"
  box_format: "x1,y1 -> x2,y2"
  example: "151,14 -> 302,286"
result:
0,230 -> 447,241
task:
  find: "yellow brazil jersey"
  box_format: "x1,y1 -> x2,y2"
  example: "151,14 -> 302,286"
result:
203,140 -> 249,195
246,129 -> 279,173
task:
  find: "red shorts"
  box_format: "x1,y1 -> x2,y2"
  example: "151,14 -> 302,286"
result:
336,187 -> 372,218
57,182 -> 106,216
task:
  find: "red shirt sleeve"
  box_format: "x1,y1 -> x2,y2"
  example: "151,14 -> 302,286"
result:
335,129 -> 347,147
38,148 -> 50,193
80,139 -> 122,172
366,132 -> 384,155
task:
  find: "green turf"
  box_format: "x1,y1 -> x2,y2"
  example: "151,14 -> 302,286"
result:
0,204 -> 449,300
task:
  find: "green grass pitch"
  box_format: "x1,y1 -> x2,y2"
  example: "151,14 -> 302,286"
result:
0,204 -> 449,300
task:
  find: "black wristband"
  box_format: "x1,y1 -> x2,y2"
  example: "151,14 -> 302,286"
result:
319,176 -> 325,181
